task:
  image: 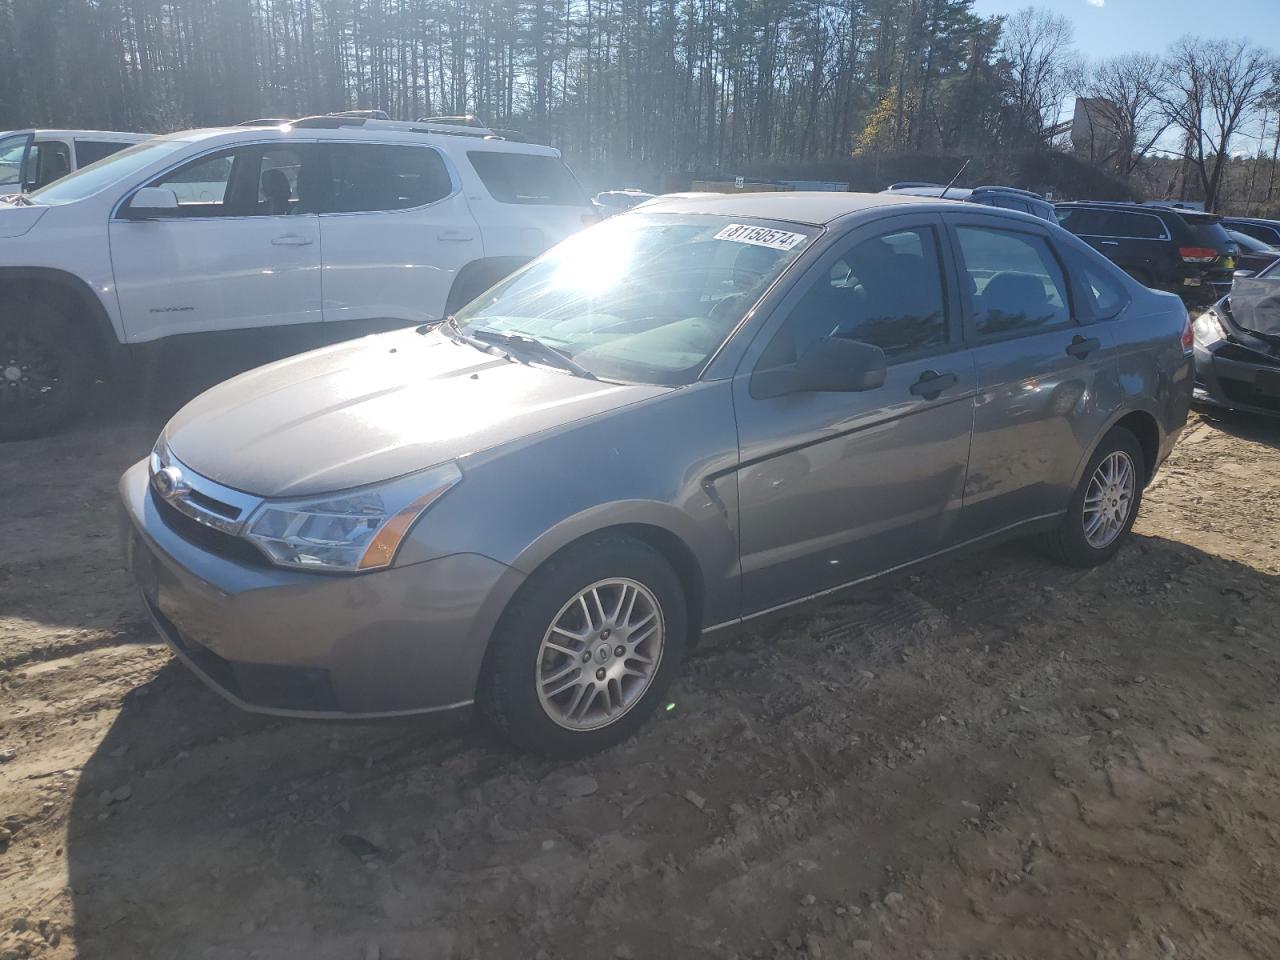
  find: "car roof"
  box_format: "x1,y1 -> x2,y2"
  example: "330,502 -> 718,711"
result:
146,123 -> 563,156
634,190 -> 965,225
3,129 -> 151,140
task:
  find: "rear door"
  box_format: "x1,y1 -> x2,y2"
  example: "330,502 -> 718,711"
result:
316,140 -> 476,325
110,142 -> 323,341
733,213 -> 978,614
946,213 -> 1118,539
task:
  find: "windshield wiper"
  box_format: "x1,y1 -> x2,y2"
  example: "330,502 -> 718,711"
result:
3,193 -> 32,206
467,328 -> 597,380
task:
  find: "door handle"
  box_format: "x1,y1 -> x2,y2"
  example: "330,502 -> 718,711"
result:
271,233 -> 313,246
437,230 -> 475,241
1066,335 -> 1101,359
909,370 -> 958,399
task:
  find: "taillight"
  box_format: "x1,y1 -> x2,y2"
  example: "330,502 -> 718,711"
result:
1181,313 -> 1194,350
1179,246 -> 1219,264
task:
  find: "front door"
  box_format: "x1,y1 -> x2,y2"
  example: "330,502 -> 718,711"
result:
317,141 -> 477,326
734,215 -> 977,616
946,215 -> 1118,539
109,142 -> 323,342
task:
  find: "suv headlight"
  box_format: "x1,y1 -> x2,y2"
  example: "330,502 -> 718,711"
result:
1192,308 -> 1227,346
242,462 -> 461,572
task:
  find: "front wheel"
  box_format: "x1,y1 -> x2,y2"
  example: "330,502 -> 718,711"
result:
479,536 -> 687,757
1040,427 -> 1145,567
0,298 -> 94,441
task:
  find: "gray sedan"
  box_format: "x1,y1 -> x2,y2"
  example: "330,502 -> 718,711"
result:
120,192 -> 1194,755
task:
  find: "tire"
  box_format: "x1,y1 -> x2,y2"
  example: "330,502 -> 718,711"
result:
1040,427 -> 1145,567
0,297 -> 94,441
479,535 -> 688,757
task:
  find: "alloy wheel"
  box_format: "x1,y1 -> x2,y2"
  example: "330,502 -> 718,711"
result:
1082,450 -> 1136,549
535,578 -> 665,731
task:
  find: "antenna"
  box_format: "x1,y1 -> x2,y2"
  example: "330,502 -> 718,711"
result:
938,159 -> 971,200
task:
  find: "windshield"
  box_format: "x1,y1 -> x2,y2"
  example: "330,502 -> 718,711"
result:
0,134 -> 30,190
27,139 -> 187,205
453,214 -> 817,385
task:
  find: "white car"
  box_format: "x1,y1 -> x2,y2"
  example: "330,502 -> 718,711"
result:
0,117 -> 596,438
0,129 -> 153,195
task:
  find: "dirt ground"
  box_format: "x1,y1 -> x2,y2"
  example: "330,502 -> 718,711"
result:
2,389 -> 1280,960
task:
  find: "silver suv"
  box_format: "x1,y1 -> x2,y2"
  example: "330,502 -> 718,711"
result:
120,192 -> 1194,756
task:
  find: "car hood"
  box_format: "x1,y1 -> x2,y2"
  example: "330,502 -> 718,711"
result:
1226,277 -> 1280,339
164,327 -> 670,497
0,202 -> 47,237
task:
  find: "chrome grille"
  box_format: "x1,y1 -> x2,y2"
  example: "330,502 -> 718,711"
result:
149,447 -> 263,536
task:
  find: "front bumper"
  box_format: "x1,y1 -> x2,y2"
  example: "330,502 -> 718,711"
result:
1193,338 -> 1280,417
119,459 -> 524,718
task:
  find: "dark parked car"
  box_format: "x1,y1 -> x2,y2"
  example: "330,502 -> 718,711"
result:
1055,202 -> 1238,306
883,183 -> 1056,221
1191,258 -> 1280,416
1226,229 -> 1280,276
1222,217 -> 1280,248
121,192 -> 1193,755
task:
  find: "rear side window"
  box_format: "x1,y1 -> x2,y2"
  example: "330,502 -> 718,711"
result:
955,226 -> 1071,336
1074,255 -> 1129,319
1231,222 -> 1280,246
468,151 -> 588,206
75,140 -> 133,167
325,143 -> 453,213
1112,212 -> 1166,240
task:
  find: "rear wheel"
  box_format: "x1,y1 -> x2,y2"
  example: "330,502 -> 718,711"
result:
0,298 -> 94,440
479,535 -> 687,757
1040,427 -> 1145,567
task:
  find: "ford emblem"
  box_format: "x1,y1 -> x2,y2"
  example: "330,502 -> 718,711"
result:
153,465 -> 187,500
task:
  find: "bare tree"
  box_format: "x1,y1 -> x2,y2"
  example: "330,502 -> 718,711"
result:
1079,53 -> 1169,177
1155,36 -> 1277,211
999,5 -> 1075,147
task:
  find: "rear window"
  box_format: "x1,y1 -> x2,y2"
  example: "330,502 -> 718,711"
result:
1184,216 -> 1232,250
467,151 -> 588,206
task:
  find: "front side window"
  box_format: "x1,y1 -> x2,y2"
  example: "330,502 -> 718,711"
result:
157,152 -> 235,208
454,214 -> 815,384
955,225 -> 1071,336
325,143 -> 453,213
467,151 -> 589,206
758,226 -> 950,372
139,144 -> 324,217
29,141 -> 72,189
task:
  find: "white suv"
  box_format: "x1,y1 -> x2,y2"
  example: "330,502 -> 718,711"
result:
0,117 -> 596,438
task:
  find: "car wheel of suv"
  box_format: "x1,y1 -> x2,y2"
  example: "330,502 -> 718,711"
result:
0,298 -> 93,441
480,535 -> 687,757
1041,427 -> 1145,567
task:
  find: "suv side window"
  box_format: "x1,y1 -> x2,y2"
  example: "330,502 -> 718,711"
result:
150,151 -> 236,212
30,141 -> 72,188
324,143 -> 453,213
1113,211 -> 1167,240
467,151 -> 588,206
758,225 -> 950,370
75,140 -> 132,167
143,145 -> 325,217
955,225 -> 1071,336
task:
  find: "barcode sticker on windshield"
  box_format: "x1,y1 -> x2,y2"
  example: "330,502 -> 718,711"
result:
713,224 -> 807,251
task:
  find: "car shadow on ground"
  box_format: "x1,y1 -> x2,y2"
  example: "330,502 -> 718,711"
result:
1193,404 -> 1280,448
63,532 -> 1280,958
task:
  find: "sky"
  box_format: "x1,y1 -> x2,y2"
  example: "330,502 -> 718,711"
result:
970,0 -> 1274,61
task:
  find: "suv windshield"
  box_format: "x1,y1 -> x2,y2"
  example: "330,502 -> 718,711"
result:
27,139 -> 188,205
454,214 -> 816,385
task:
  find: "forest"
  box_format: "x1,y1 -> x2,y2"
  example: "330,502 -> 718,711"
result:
1,0 -> 1277,210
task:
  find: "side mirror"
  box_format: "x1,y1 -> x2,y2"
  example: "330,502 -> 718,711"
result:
754,336 -> 888,398
124,187 -> 179,217
1234,269 -> 1255,279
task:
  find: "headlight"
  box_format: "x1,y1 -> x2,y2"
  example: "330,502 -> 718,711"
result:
1192,309 -> 1226,346
242,462 -> 461,573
